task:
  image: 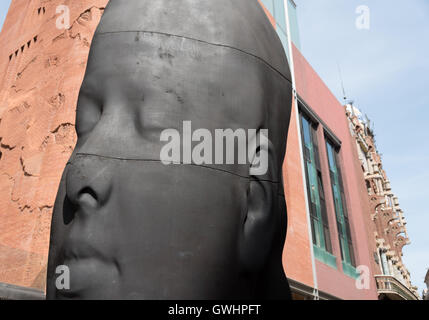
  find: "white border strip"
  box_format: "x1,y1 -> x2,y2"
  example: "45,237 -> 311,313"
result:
284,0 -> 319,299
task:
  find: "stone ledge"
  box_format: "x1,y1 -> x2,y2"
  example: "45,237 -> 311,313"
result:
0,282 -> 45,300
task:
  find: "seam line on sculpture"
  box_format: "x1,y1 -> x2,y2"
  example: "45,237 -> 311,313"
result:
71,153 -> 280,184
95,30 -> 292,85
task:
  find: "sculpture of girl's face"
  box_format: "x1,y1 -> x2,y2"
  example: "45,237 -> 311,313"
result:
47,0 -> 292,300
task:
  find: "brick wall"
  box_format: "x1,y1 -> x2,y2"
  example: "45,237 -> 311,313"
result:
0,0 -> 108,291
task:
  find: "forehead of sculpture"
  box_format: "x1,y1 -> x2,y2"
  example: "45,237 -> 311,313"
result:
95,0 -> 291,82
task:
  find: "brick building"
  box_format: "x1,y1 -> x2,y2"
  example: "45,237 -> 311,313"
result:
261,0 -> 378,299
0,0 -> 108,298
0,0 -> 416,299
345,104 -> 419,299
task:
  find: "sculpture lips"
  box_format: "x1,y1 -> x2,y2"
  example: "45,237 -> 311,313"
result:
61,223 -> 118,276
59,239 -> 120,298
63,238 -> 110,263
58,257 -> 120,299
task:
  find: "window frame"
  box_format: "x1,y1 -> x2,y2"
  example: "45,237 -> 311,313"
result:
299,112 -> 333,255
325,139 -> 357,270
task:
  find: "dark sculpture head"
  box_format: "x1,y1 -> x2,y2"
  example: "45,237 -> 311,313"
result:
47,0 -> 292,299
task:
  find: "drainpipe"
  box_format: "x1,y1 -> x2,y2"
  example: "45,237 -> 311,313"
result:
284,0 -> 319,300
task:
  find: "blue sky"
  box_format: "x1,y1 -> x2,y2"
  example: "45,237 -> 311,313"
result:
295,0 -> 429,294
0,0 -> 10,33
0,0 -> 427,296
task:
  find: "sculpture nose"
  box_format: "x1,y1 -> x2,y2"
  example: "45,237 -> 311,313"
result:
75,186 -> 99,209
65,155 -> 113,213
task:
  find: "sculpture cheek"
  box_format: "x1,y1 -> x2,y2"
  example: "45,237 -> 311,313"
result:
75,94 -> 102,138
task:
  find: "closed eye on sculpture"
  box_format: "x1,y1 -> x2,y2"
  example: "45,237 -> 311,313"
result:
75,92 -> 103,138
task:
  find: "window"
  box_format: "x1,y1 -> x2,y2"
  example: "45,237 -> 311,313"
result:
326,141 -> 356,267
379,250 -> 389,275
300,114 -> 332,254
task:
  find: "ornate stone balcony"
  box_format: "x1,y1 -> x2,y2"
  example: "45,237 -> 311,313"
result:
375,275 -> 419,300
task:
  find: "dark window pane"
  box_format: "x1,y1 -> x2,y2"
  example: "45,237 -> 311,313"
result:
317,173 -> 325,200
326,140 -> 356,267
311,128 -> 321,171
301,116 -> 312,147
304,146 -> 311,161
348,242 -> 356,267
310,202 -> 318,219
310,219 -> 317,246
324,226 -> 332,253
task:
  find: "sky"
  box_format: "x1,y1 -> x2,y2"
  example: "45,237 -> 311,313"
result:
294,0 -> 429,295
0,0 -> 427,297
0,0 -> 11,33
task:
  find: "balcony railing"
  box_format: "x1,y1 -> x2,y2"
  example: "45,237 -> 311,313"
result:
375,275 -> 419,300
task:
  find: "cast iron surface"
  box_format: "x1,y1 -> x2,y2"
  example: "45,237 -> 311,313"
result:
47,0 -> 292,300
